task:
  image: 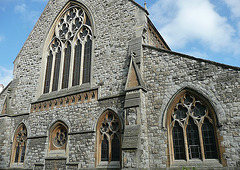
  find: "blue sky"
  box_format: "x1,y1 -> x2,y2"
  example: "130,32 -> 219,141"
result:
0,0 -> 240,86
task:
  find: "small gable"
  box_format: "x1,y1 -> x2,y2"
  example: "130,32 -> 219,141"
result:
125,55 -> 145,90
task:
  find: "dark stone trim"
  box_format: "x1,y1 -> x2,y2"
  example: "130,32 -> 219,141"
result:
28,135 -> 47,139
45,156 -> 67,160
125,86 -> 147,93
98,92 -> 126,101
68,130 -> 95,135
34,163 -> 44,166
143,44 -> 240,71
122,147 -> 138,150
0,113 -> 29,118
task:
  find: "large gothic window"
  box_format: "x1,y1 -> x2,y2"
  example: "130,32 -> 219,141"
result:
96,110 -> 121,167
167,90 -> 219,164
43,4 -> 92,94
11,124 -> 27,166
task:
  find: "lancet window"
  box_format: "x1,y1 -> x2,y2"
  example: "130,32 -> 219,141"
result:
11,124 -> 27,165
43,5 -> 92,94
96,110 -> 121,166
167,90 -> 219,163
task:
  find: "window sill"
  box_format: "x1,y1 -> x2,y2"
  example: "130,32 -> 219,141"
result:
171,159 -> 222,168
34,84 -> 98,103
47,150 -> 67,158
97,161 -> 120,168
10,163 -> 24,168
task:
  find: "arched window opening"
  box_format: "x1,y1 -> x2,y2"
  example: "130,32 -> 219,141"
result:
167,90 -> 220,165
43,4 -> 92,94
187,117 -> 201,159
52,47 -> 62,91
49,122 -> 68,153
72,40 -> 82,86
202,118 -> 218,159
172,121 -> 185,160
83,36 -> 92,84
62,42 -> 71,89
96,110 -> 121,167
44,51 -> 53,93
11,124 -> 27,165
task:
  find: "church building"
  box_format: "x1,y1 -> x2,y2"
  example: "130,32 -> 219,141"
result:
0,0 -> 240,169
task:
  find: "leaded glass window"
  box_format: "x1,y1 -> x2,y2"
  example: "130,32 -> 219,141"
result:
97,110 -> 121,165
168,91 -> 219,162
11,124 -> 27,165
49,122 -> 68,151
62,43 -> 71,89
43,4 -> 92,94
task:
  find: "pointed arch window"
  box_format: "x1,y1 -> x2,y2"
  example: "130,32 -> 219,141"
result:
43,4 -> 92,94
96,110 -> 121,167
167,90 -> 220,165
11,124 -> 27,166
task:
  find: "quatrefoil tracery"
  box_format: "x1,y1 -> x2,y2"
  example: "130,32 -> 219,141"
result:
55,7 -> 92,42
171,93 -> 213,128
100,114 -> 120,141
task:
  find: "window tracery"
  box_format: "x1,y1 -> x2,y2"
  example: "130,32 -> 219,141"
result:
96,110 -> 121,166
49,122 -> 68,151
43,5 -> 92,94
168,90 -> 219,164
11,124 -> 27,165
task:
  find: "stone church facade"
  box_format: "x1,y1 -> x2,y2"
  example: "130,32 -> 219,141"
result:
0,0 -> 240,169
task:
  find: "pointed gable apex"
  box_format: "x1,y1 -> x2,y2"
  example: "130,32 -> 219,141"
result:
125,54 -> 145,90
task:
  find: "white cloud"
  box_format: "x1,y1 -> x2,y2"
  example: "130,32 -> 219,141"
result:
223,0 -> 240,18
0,66 -> 13,87
14,3 -> 27,14
14,3 -> 41,24
149,0 -> 239,54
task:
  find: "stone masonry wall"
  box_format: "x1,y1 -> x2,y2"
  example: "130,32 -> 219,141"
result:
0,0 -> 147,168
142,45 -> 240,168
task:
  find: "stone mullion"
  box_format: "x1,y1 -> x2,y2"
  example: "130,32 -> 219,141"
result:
58,43 -> 66,90
198,123 -> 205,160
68,42 -> 75,88
49,52 -> 56,92
108,134 -> 112,163
183,125 -> 189,161
79,41 -> 85,85
168,125 -> 175,164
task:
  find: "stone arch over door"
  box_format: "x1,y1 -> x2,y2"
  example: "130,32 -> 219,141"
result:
165,88 -> 227,167
95,109 -> 122,168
